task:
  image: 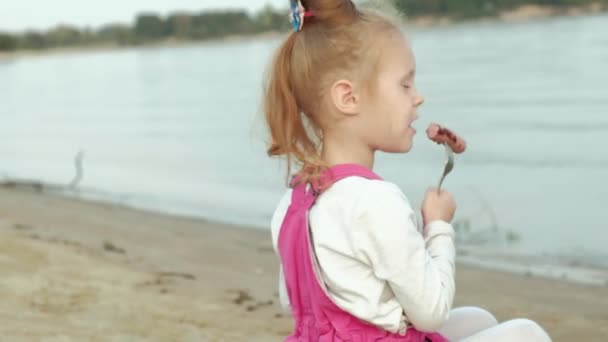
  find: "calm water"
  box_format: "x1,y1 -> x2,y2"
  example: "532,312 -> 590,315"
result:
1,14 -> 607,266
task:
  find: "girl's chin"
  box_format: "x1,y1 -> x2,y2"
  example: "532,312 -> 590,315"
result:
380,142 -> 413,154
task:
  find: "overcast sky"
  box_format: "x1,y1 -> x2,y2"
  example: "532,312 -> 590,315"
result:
0,0 -> 287,32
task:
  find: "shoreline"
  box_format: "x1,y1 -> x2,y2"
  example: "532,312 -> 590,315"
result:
1,5 -> 606,61
14,183 -> 608,288
68,185 -> 608,287
1,186 -> 607,340
0,31 -> 285,62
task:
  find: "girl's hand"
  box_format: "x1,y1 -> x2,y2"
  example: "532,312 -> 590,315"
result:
422,187 -> 456,225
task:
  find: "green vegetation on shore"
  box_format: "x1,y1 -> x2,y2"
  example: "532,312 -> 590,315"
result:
0,0 -> 606,52
0,5 -> 289,52
394,0 -> 607,18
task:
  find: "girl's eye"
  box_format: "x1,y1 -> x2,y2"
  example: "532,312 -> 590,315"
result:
403,84 -> 411,89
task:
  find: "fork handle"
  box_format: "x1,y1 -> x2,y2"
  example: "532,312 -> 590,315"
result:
437,144 -> 453,193
437,175 -> 446,193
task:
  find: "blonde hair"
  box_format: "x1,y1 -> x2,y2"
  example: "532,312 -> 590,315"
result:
263,0 -> 402,186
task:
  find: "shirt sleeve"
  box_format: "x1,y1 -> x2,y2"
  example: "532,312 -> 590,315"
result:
352,182 -> 456,332
270,190 -> 293,313
278,265 -> 291,312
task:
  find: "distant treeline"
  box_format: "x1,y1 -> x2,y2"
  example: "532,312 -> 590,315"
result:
394,0 -> 608,18
0,0 -> 606,52
0,5 -> 289,51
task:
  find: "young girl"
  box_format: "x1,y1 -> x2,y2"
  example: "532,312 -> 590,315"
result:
264,1 -> 552,341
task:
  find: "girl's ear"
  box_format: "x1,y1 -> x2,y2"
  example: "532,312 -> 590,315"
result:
329,79 -> 359,117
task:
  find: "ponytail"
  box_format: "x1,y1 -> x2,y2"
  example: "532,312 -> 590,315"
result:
264,33 -> 326,186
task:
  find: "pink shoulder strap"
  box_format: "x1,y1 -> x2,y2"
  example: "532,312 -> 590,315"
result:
307,163 -> 383,196
323,163 -> 382,183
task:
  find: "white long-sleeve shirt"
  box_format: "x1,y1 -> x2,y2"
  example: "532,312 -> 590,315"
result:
270,176 -> 456,334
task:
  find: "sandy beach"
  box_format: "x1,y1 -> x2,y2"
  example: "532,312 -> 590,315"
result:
0,187 -> 606,341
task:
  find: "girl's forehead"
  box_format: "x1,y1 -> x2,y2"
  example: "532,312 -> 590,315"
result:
378,36 -> 415,72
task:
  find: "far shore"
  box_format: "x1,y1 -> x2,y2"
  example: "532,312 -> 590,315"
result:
1,4 -> 606,62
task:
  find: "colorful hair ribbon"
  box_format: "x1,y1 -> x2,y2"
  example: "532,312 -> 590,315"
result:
290,0 -> 314,32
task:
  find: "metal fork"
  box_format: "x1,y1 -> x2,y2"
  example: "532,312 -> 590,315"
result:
437,143 -> 454,192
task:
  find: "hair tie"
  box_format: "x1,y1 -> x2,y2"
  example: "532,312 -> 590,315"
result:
290,0 -> 314,32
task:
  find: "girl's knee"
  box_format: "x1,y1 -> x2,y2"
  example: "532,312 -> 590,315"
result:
451,306 -> 498,326
507,318 -> 552,341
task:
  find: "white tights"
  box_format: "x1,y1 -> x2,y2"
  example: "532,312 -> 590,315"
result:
438,307 -> 552,342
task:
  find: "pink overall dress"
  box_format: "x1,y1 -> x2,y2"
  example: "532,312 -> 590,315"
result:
277,163 -> 449,342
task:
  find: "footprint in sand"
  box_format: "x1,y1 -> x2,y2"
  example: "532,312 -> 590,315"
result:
0,235 -> 98,314
226,289 -> 275,312
29,283 -> 98,314
0,235 -> 48,274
